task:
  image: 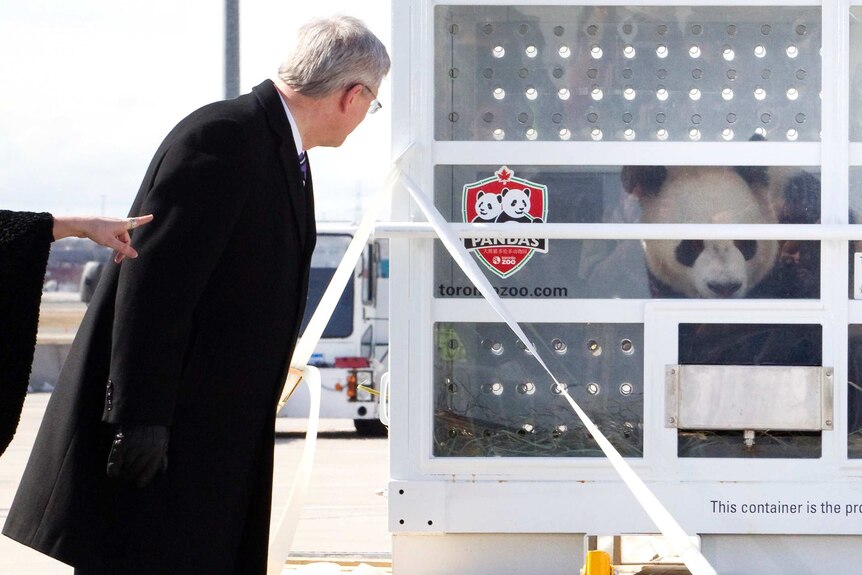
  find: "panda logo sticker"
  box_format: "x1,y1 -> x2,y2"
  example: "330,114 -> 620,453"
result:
463,166 -> 548,278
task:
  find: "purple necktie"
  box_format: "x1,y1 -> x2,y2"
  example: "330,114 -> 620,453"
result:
298,151 -> 308,185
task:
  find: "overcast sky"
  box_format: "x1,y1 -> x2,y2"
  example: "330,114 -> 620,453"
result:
0,1 -> 392,221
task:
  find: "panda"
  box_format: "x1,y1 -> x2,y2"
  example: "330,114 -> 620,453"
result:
622,164 -> 820,299
470,190 -> 502,223
495,187 -> 544,223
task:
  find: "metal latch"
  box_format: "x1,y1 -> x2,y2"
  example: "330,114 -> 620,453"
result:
665,364 -> 833,432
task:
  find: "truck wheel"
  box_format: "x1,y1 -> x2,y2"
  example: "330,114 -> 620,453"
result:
354,418 -> 388,437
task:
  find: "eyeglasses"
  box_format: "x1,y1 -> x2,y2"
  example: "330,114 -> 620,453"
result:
361,84 -> 383,115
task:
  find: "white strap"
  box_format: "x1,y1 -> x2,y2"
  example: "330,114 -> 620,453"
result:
399,171 -> 717,575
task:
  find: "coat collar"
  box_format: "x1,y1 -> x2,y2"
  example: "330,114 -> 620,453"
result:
252,79 -> 312,250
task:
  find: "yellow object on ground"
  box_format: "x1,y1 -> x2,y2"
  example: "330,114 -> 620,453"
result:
581,550 -> 614,575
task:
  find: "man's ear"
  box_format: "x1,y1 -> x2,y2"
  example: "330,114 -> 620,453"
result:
340,84 -> 364,112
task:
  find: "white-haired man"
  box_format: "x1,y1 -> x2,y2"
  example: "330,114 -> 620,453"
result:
3,15 -> 389,574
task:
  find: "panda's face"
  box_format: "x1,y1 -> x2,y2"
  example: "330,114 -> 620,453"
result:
637,167 -> 779,298
501,188 -> 531,218
473,191 -> 502,221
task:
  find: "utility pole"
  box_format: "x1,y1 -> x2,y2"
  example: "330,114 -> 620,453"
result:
224,0 -> 240,99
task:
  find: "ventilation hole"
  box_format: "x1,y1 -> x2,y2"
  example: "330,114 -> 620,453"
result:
492,46 -> 505,58
525,45 -> 538,58
656,87 -> 668,101
786,87 -> 799,101
689,45 -> 701,58
620,339 -> 634,354
559,128 -> 571,140
482,112 -> 493,123
624,86 -> 636,100
591,45 -> 603,59
587,383 -> 600,395
590,128 -> 603,141
727,69 -> 738,80
657,128 -> 668,140
554,26 -> 564,37
689,88 -> 701,101
587,112 -> 598,123
691,114 -> 702,124
761,24 -> 772,35
493,87 -> 505,100
525,128 -> 538,141
657,69 -> 668,79
726,113 -> 737,123
754,45 -> 766,58
786,45 -> 799,58
620,382 -> 634,396
623,128 -> 636,140
558,88 -> 570,100
518,382 -> 536,395
591,87 -> 603,100
518,68 -> 529,79
622,68 -> 633,79
623,45 -> 636,58
754,87 -> 766,101
796,113 -> 806,124
688,128 -> 701,141
657,24 -> 668,35
492,128 -> 505,140
559,46 -> 571,58
692,68 -> 703,80
551,382 -> 568,395
551,338 -> 567,354
723,47 -> 735,61
786,128 -> 799,141
552,113 -> 563,124
727,24 -> 737,36
482,24 -> 493,35
525,87 -> 538,100
722,128 -> 734,140
656,45 -> 668,58
761,112 -> 772,123
587,24 -> 598,36
588,340 -> 602,356
722,87 -> 734,100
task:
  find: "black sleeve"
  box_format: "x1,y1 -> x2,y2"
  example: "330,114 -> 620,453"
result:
105,119 -> 254,425
0,210 -> 54,455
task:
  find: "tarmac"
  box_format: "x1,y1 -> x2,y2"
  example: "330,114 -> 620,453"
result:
0,394 -> 392,574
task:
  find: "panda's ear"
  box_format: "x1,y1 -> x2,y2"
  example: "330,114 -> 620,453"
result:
477,191 -> 484,199
735,166 -> 769,189
522,188 -> 530,198
500,188 -> 510,197
621,166 -> 667,197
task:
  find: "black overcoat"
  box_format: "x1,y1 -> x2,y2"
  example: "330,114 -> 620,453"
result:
3,80 -> 316,574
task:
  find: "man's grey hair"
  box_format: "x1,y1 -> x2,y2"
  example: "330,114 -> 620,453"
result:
278,15 -> 390,98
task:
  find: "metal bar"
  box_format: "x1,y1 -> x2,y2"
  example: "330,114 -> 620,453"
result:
374,221 -> 862,240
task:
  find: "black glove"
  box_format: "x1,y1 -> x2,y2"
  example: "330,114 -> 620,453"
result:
106,425 -> 169,488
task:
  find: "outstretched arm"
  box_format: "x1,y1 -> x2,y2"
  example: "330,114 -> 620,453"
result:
52,214 -> 154,263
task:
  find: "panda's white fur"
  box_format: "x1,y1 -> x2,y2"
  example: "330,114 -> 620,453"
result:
471,191 -> 502,223
624,166 -> 780,298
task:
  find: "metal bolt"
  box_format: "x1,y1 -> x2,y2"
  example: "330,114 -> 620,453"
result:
668,417 -> 676,424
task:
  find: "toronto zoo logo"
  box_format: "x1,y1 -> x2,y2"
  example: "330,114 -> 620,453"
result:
462,166 -> 548,278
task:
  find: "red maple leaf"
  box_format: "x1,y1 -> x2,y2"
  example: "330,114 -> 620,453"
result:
496,166 -> 513,182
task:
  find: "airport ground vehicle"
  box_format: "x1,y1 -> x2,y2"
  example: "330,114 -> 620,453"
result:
277,223 -> 389,436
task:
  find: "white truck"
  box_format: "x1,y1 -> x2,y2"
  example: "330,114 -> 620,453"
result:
277,223 -> 389,436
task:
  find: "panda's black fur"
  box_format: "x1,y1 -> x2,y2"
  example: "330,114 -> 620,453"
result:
622,163 -> 820,299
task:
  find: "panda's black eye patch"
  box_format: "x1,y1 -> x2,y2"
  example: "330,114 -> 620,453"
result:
675,240 -> 704,267
734,240 -> 758,261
